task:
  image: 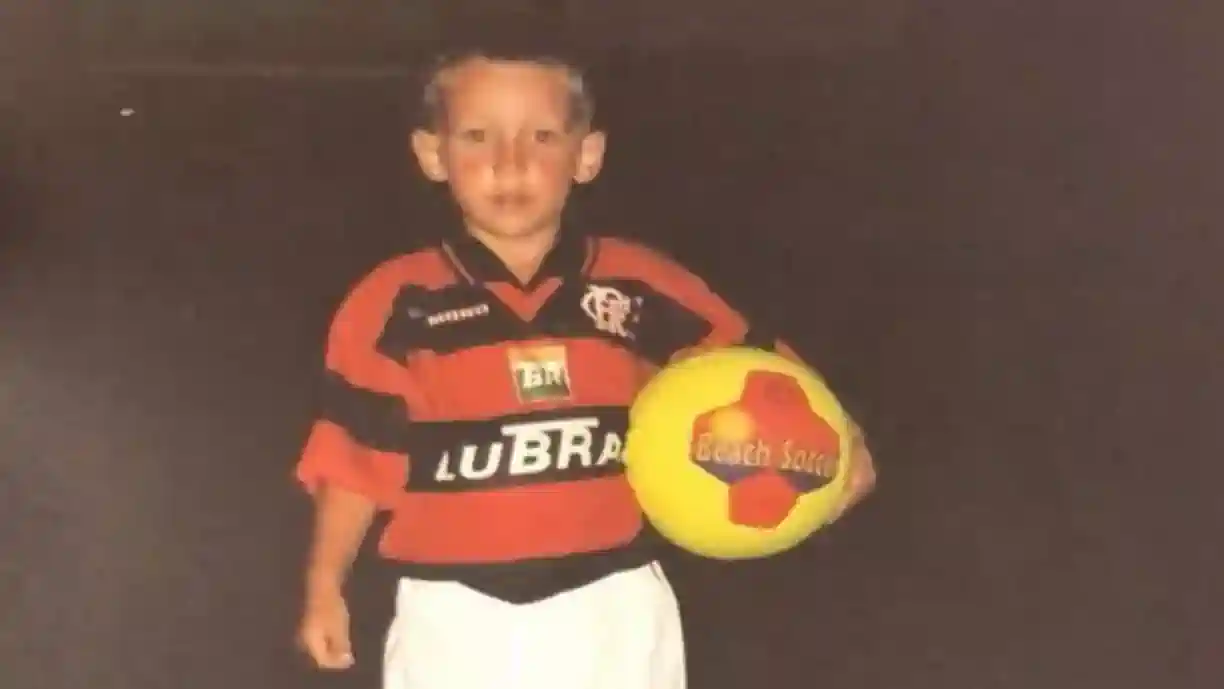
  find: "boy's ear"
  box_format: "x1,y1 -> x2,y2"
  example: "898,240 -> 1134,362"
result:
411,129 -> 448,182
574,130 -> 606,184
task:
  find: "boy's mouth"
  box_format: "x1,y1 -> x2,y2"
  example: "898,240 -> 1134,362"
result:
490,192 -> 532,209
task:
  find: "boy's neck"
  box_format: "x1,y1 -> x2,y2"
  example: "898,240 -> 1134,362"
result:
466,224 -> 561,284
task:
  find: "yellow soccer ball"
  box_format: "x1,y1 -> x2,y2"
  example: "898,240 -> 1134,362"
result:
625,347 -> 852,560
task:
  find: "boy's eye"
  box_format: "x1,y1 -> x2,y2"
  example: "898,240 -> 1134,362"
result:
459,129 -> 486,143
533,129 -> 561,143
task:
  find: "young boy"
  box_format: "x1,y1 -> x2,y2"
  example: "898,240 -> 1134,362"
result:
294,40 -> 876,689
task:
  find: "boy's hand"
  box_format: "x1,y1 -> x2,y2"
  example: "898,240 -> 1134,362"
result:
830,426 -> 877,522
297,586 -> 355,671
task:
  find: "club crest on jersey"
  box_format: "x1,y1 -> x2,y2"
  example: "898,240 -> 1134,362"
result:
581,284 -> 641,339
509,344 -> 571,403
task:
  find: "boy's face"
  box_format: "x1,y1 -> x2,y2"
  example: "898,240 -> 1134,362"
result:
411,58 -> 606,241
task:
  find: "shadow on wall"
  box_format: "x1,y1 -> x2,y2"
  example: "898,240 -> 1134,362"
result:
0,137 -> 37,281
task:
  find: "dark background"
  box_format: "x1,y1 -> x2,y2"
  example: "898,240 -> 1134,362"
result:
3,2 -> 1221,689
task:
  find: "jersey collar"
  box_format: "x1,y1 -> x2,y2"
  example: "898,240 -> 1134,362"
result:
441,223 -> 595,289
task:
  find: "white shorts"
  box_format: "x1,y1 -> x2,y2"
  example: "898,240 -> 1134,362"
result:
383,562 -> 686,689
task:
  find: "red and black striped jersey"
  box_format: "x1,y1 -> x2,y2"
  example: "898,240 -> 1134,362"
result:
295,229 -> 795,602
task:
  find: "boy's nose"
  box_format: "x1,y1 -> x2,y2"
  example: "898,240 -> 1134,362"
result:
491,140 -> 528,177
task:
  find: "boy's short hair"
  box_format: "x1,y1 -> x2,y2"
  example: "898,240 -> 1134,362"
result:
417,28 -> 596,132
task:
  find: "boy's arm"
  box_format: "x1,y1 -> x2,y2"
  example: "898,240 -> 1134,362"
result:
304,484 -> 378,595
295,260 -> 421,590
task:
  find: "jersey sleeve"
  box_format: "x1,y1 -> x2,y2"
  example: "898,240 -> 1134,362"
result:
656,268 -> 800,363
294,259 -> 422,509
604,239 -> 869,442
606,239 -> 803,366
623,242 -> 868,431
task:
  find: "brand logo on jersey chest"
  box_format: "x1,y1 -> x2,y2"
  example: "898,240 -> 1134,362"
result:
425,303 -> 489,327
509,344 -> 571,403
433,417 -> 623,485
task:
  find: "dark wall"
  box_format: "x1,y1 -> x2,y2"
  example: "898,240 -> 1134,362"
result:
75,0 -> 908,62
4,4 -> 1222,689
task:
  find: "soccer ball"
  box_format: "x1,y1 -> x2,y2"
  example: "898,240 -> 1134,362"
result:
624,347 -> 852,560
